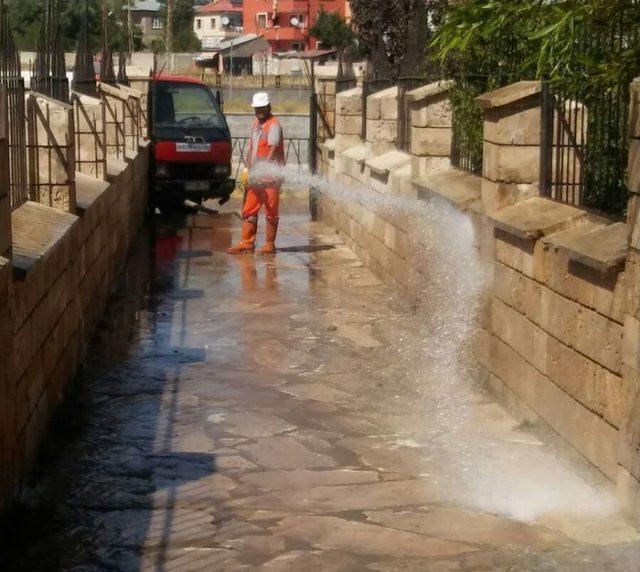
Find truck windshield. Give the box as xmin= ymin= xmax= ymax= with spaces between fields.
xmin=153 ymin=81 xmax=227 ymax=137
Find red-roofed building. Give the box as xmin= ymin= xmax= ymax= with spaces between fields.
xmin=243 ymin=0 xmax=349 ymax=53
xmin=194 ymin=0 xmax=244 ymax=50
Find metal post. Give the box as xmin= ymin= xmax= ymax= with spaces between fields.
xmin=166 ymin=0 xmax=174 ymax=72
xmin=539 ymin=80 xmax=554 ymax=198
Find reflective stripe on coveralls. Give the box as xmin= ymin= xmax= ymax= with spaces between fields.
xmin=243 ymin=116 xmax=285 ymax=223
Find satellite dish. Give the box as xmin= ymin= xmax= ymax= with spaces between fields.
xmin=221 ymin=16 xmax=230 ymax=26
xmin=290 ymin=17 xmax=299 ymax=27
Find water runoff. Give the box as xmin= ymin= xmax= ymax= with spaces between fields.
xmin=247 ymin=162 xmax=621 ymax=523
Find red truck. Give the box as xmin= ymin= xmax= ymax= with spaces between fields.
xmin=148 ymin=75 xmax=235 ymax=214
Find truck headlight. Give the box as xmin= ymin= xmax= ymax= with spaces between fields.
xmin=213 ymin=165 xmax=229 ymax=175
xmin=156 ymin=162 xmax=169 ymax=177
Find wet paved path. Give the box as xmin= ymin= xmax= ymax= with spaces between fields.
xmin=7 ymin=200 xmax=640 ymax=571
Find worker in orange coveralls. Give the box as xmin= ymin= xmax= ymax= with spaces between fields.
xmin=227 ymin=92 xmax=285 ymax=255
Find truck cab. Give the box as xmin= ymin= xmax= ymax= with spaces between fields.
xmin=148 ymin=75 xmax=235 ymax=213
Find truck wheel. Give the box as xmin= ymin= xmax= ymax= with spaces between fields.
xmin=156 ymin=196 xmax=184 ymax=215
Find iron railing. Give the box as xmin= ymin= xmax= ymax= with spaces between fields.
xmin=0 ymin=0 xmax=28 ymax=210
xmin=450 ymin=75 xmax=491 ymax=175
xmin=398 ymin=76 xmax=429 ymax=153
xmin=336 ymin=77 xmax=357 ymax=94
xmin=70 ymin=93 xmax=107 ymax=180
xmin=98 ymin=84 xmax=141 ymax=158
xmin=539 ymin=6 xmax=639 ymax=217
xmin=72 ymin=1 xmax=96 ymax=98
xmin=26 ymin=94 xmax=75 ymax=210
xmin=188 ymin=74 xmax=311 ymax=89
xmin=31 ymin=0 xmax=69 ymax=103
xmin=230 ymin=137 xmax=310 ymax=184
xmin=117 ymin=52 xmax=130 ymax=86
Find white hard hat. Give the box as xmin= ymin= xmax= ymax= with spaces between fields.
xmin=251 ymin=92 xmax=270 ymax=108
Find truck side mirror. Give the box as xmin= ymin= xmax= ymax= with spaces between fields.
xmin=216 ymin=89 xmax=223 ymax=110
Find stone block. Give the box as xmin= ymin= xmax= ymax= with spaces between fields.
xmin=10 ymin=317 xmax=36 ymax=385
xmin=490 ymin=335 xmax=619 ymax=480
xmin=388 ymin=165 xmax=413 ymax=197
xmin=380 ymin=94 xmax=398 ymax=121
xmin=484 ymin=103 xmax=541 ymax=146
xmin=410 ymin=156 xmax=451 ymax=180
xmin=493 ymin=263 xmax=542 ymax=322
xmin=623 ymin=316 xmax=640 ymax=370
xmin=336 ymin=87 xmax=363 ymax=116
xmin=367 ymin=86 xmax=397 ymax=120
xmin=411 ymin=95 xmax=452 ymax=128
xmin=617 ymin=465 xmax=640 ymax=527
xmin=335 ymin=114 xmax=363 ymax=136
xmin=366 ymin=94 xmax=381 ymax=120
xmin=491 ymin=298 xmax=547 ymax=373
xmin=483 ymin=142 xmax=540 ymax=184
xmin=574 ymin=308 xmax=623 ymax=374
xmin=366 ymin=120 xmax=397 ymax=143
xmin=481 ymin=179 xmax=538 ymax=214
xmin=410 ymin=127 xmax=451 ymax=157
xmin=494 ymin=230 xmax=546 ymax=282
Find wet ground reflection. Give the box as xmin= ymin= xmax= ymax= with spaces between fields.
xmin=3 ymin=201 xmax=640 ymax=571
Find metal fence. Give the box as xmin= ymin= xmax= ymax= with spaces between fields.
xmin=185 ymin=73 xmax=311 ymax=90
xmin=450 ymin=75 xmax=491 ymax=175
xmin=539 ymin=11 xmax=639 ymax=217
xmin=26 ymin=95 xmax=74 ymax=209
xmin=335 ymin=77 xmax=357 ymax=94
xmin=398 ymin=77 xmax=428 ymax=153
xmin=231 ymin=137 xmax=310 ymax=184
xmin=70 ymin=93 xmax=107 ymax=180
xmin=31 ymin=0 xmax=69 ymax=104
xmin=0 ymin=0 xmax=28 ymax=210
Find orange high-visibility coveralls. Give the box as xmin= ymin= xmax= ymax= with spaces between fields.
xmin=243 ymin=116 xmax=285 ymax=223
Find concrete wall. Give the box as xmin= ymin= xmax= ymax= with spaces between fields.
xmin=0 ymin=84 xmax=149 ymax=515
xmin=316 ymin=76 xmax=640 ymax=524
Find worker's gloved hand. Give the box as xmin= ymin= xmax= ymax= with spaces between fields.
xmin=240 ymin=168 xmax=249 ymax=187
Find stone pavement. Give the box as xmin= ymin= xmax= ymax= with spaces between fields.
xmin=5 ymin=200 xmax=640 ymax=571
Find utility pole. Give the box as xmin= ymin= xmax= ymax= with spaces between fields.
xmin=166 ymin=0 xmax=174 ymax=71
xmin=127 ymin=0 xmax=133 ymax=62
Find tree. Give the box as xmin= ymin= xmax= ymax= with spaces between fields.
xmin=160 ymin=0 xmax=199 ymax=52
xmin=349 ymin=0 xmax=426 ymax=75
xmin=309 ymin=11 xmax=355 ymax=51
xmin=430 ymin=0 xmax=640 ymax=90
xmin=8 ymin=0 xmax=142 ymax=52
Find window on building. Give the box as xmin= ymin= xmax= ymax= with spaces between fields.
xmin=210 ymin=18 xmax=216 ymax=29
xmin=152 ymin=18 xmax=163 ymax=30
xmin=257 ymin=13 xmax=267 ymax=29
xmin=196 ymin=18 xmax=202 ymax=29
xmin=292 ymin=42 xmax=304 ymax=52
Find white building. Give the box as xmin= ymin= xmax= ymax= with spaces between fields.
xmin=193 ymin=1 xmax=243 ymax=51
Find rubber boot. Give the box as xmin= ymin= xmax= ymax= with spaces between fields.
xmin=227 ymin=219 xmax=257 ymax=254
xmin=258 ymin=219 xmax=278 ymax=255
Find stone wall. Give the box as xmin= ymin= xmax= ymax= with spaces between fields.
xmin=0 ymin=83 xmax=149 ymax=514
xmin=316 ymin=76 xmax=640 ymax=523
xmin=619 ymin=78 xmax=640 ymax=522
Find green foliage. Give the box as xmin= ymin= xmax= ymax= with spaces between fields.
xmin=430 ymin=0 xmax=640 ymax=91
xmin=350 ymin=0 xmax=421 ymax=70
xmin=8 ymin=0 xmax=142 ymax=52
xmin=431 ymin=0 xmax=640 ymax=217
xmin=309 ymin=11 xmax=355 ymax=50
xmin=150 ymin=38 xmax=166 ymax=55
xmin=159 ymin=0 xmax=200 ymax=52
